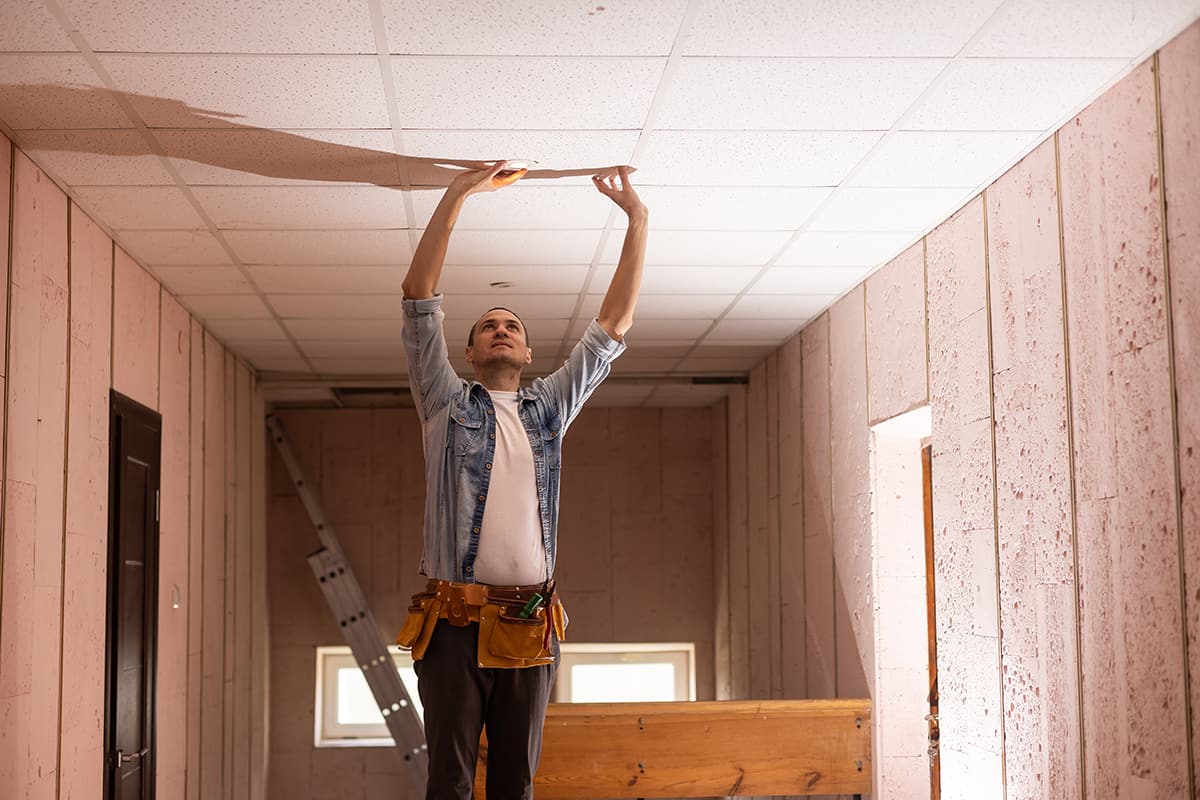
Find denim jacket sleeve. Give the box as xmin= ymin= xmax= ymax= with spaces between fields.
xmin=401 ymin=295 xmax=464 ymax=423
xmin=536 ymin=318 xmax=626 ymax=430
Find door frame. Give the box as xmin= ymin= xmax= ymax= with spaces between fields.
xmin=104 ymin=390 xmax=162 ymax=800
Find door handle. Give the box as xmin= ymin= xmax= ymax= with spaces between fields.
xmin=115 ymin=748 xmax=149 ymax=764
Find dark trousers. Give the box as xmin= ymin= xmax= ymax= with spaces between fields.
xmin=414 ymin=619 xmax=558 ymax=800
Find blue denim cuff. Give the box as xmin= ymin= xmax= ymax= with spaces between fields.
xmin=582 ymin=319 xmax=627 ymax=361
xmin=402 ymin=294 xmax=443 ymax=317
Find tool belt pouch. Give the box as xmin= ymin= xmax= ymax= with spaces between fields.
xmin=478 ymin=603 xmax=555 ymax=669
xmin=395 ymin=592 xmax=441 ymax=661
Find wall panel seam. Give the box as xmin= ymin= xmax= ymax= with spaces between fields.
xmin=55 ymin=198 xmax=74 ymax=800
xmin=827 ymin=316 xmax=838 ymax=696
xmin=1153 ymin=49 xmax=1196 ymax=797
xmin=0 ymin=137 xmax=14 ymax=650
xmin=981 ymin=187 xmax=1008 ymax=797
xmin=1054 ymin=128 xmax=1087 ymax=800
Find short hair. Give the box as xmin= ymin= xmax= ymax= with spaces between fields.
xmin=467 ymin=307 xmax=529 ymax=347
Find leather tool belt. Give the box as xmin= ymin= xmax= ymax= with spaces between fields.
xmin=396 ymin=579 xmax=567 ymax=668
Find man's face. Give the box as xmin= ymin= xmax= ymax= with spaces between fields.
xmin=465 ymin=309 xmax=532 ymax=370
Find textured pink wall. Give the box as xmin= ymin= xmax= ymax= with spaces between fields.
xmin=1060 ymin=59 xmax=1189 ymax=796
xmin=985 ymin=137 xmax=1081 ymax=798
xmin=866 ymin=242 xmax=929 ymax=425
xmin=801 ymin=315 xmax=837 ymax=699
xmin=829 ymin=286 xmax=874 ymax=700
xmin=777 ymin=334 xmax=807 ymax=698
xmin=1 ymin=152 xmax=69 ymax=800
xmin=1160 ymin=20 xmax=1200 ymax=781
xmin=113 ymin=246 xmax=162 ymax=409
xmin=60 ymin=207 xmax=113 ymax=800
xmin=924 ymin=196 xmax=1004 ymax=798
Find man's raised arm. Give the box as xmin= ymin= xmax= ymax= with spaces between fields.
xmin=593 ymin=166 xmax=648 ymax=340
xmin=402 ymin=161 xmax=525 ymax=299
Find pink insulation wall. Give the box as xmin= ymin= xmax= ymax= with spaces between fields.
xmin=713 ymin=19 xmax=1200 ymax=798
xmin=0 ymin=137 xmax=270 ymax=800
xmin=267 ymin=406 xmax=714 ymax=800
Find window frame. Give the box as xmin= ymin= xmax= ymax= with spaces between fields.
xmin=314 ymin=645 xmax=420 ymax=748
xmin=553 ymin=642 xmax=696 ymax=703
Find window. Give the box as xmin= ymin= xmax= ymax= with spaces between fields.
xmin=314 ymin=646 xmax=422 ymax=747
xmin=554 ymin=643 xmax=695 ymax=703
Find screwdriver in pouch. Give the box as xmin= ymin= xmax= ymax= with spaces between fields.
xmin=518 ymin=592 xmax=544 ymax=619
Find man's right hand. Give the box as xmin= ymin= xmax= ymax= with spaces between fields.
xmin=448 ymin=160 xmax=528 ymax=197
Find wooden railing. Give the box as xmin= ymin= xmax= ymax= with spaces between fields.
xmin=477 ymin=698 xmax=872 ymax=798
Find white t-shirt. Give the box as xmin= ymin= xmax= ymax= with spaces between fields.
xmin=472 ymin=391 xmax=547 ymax=585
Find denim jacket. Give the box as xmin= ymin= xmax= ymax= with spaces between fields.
xmin=400 ymin=295 xmax=625 ymax=583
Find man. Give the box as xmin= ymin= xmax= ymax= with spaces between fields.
xmin=399 ymin=160 xmax=647 ymax=800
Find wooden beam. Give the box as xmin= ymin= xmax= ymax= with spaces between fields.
xmin=477 ymin=698 xmax=872 ymax=798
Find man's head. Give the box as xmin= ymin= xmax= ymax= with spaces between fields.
xmin=464 ymin=307 xmax=532 ymax=374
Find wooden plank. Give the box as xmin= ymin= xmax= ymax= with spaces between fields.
xmin=0 ymin=135 xmax=10 ymax=371
xmin=233 ymin=362 xmax=253 ymax=800
xmin=986 ymin=137 xmax=1081 ymax=795
xmin=479 ymin=699 xmax=872 ymax=798
xmin=865 ymin=242 xmax=928 ymax=425
xmin=60 ymin=205 xmax=113 ymax=800
xmin=765 ymin=354 xmax=783 ymax=698
xmin=1060 ymin=58 xmax=1188 ymax=795
xmin=746 ymin=364 xmax=770 ymax=698
xmin=725 ymin=386 xmax=750 ymax=699
xmin=249 ymin=382 xmax=268 ymax=799
xmin=712 ymin=401 xmax=731 ymax=700
xmin=777 ymin=334 xmax=806 ymax=699
xmin=187 ymin=319 xmax=204 ymax=800
xmin=111 ymin=246 xmax=160 ymax=409
xmin=0 ymin=152 xmax=69 ymax=800
xmin=201 ymin=332 xmax=226 ymax=800
xmin=223 ymin=352 xmax=236 ymax=800
xmin=1159 ymin=18 xmax=1200 ymax=781
xmin=156 ymin=291 xmax=192 ymax=799
xmin=800 ymin=316 xmax=835 ymax=699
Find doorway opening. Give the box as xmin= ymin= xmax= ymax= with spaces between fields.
xmin=869 ymin=405 xmax=936 ymax=799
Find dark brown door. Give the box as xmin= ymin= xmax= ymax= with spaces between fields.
xmin=922 ymin=444 xmax=940 ymax=799
xmin=105 ymin=391 xmax=162 ymax=800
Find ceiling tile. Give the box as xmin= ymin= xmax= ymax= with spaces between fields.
xmin=411 ymin=185 xmax=611 ymax=230
xmin=262 ymin=386 xmax=335 ymax=404
xmin=438 ymin=265 xmax=589 ymax=295
xmin=382 ymin=0 xmax=688 ymax=55
xmin=776 ymin=231 xmax=915 ymax=267
xmin=75 ymin=186 xmax=206 ymax=229
xmin=589 ymin=264 xmax=760 ymax=294
xmin=298 ymin=340 xmax=405 ymax=359
xmin=807 ymin=187 xmax=974 ymax=232
xmin=179 ymin=293 xmax=271 ymax=319
xmin=0 ymin=0 xmax=76 ymax=51
xmin=580 ymin=293 xmax=733 ymax=319
xmin=0 ymin=55 xmax=130 ymax=129
xmin=614 ymin=187 xmax=832 ymax=231
xmin=904 ymin=58 xmax=1128 ymax=131
xmin=637 ymin=131 xmax=882 ymax=186
xmin=399 ymin=130 xmax=640 ymax=187
xmin=225 ymin=230 xmax=413 ymax=265
xmin=156 ymin=129 xmax=401 ymax=186
xmin=390 ymin=57 xmax=664 ymax=129
xmin=725 ymin=294 xmax=838 ymax=319
xmin=848 ymin=130 xmax=1042 ymax=188
xmin=60 ymin=0 xmax=376 ymax=53
xmin=223 ymin=340 xmax=302 ymax=360
xmin=572 ymin=318 xmax=712 ymax=340
xmin=444 ymin=230 xmax=601 ymax=265
xmin=751 ymin=266 xmax=873 ymax=295
xmin=309 ymin=358 xmax=405 ymax=375
xmin=201 ymin=318 xmax=288 ymax=341
xmin=14 ymin=131 xmax=176 ymax=185
xmin=600 ymin=230 xmax=792 ymax=266
xmin=100 ymin=55 xmax=390 ymax=129
xmin=657 ymin=58 xmax=946 ymax=130
xmin=285 ymin=318 xmax=404 ymax=340
xmin=152 ymin=265 xmax=251 ymax=295
xmin=676 ymin=356 xmax=758 ymax=373
xmin=439 ymin=294 xmax=579 ymax=321
xmin=193 ymin=186 xmax=408 ymax=230
xmin=681 ymin=0 xmax=1005 ymax=57
xmin=967 ymin=0 xmax=1199 ymax=57
xmin=249 ymin=265 xmax=405 ymax=294
xmin=270 ymin=294 xmax=404 ymax=319
xmin=645 ymin=384 xmax=731 ymax=407
xmin=705 ymin=318 xmax=806 ymax=342
xmin=118 ymin=230 xmax=232 ymax=265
